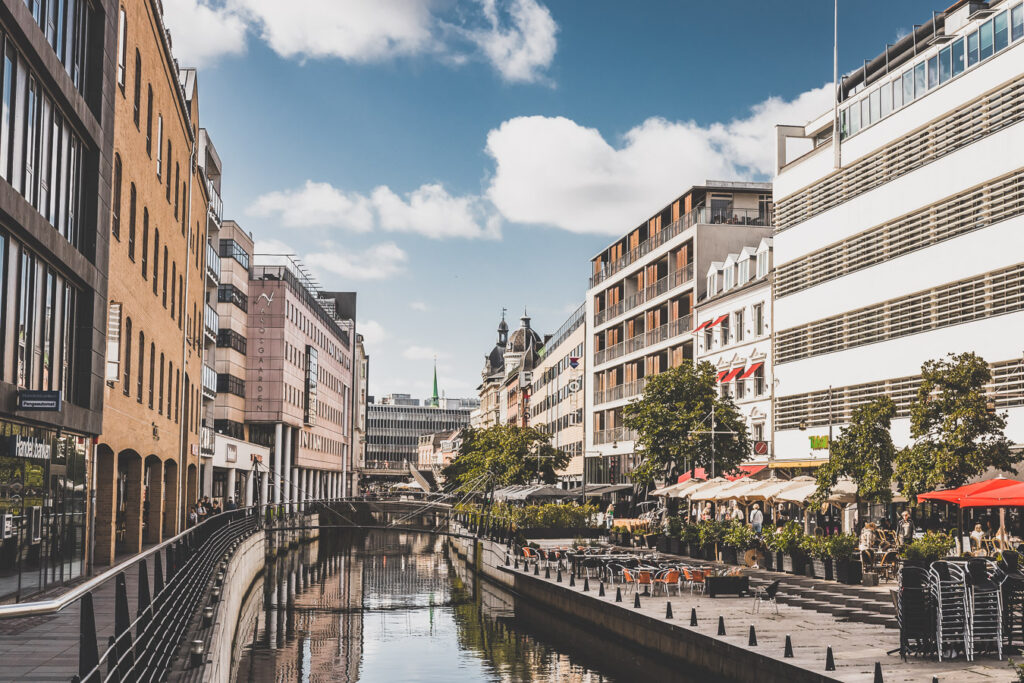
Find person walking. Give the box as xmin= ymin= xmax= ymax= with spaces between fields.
xmin=897 ymin=510 xmax=916 ymax=546
xmin=749 ymin=504 xmax=764 ymax=533
xmin=605 ymin=503 xmax=615 ymax=530
xmin=188 ymin=505 xmax=199 ymax=527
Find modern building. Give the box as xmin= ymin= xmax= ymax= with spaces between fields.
xmin=365 ymin=399 xmax=471 ymax=474
xmin=0 ymin=0 xmax=116 ymax=599
xmin=584 ymin=181 xmax=773 ymax=485
xmin=352 ymin=332 xmax=369 ymax=494
xmin=246 ymin=257 xmax=355 ymax=507
xmin=694 ymin=238 xmax=773 ymax=465
xmin=210 ymin=220 xmax=268 ymax=505
xmin=97 ymin=0 xmax=210 ymax=565
xmin=772 ymin=0 xmax=1024 ymax=463
xmin=529 ymin=304 xmax=586 ymax=487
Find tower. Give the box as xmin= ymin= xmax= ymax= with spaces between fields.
xmin=429 ymin=359 xmax=440 ymax=408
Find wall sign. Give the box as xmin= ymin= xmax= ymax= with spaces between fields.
xmin=808 ymin=435 xmax=830 ymax=450
xmin=4 ymin=436 xmax=52 ymax=461
xmin=16 ymin=391 xmax=63 ymax=412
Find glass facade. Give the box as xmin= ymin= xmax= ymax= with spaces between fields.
xmin=0 ymin=419 xmax=88 ymax=602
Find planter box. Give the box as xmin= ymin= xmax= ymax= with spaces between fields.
xmin=774 ymin=551 xmax=784 ymax=571
xmin=862 ymin=572 xmax=879 ymax=587
xmin=668 ymin=538 xmax=681 ymax=555
xmin=703 ymin=546 xmax=717 ymax=562
xmin=721 ymin=546 xmax=738 ymax=565
xmin=522 ymin=528 xmax=606 ymax=540
xmin=811 ymin=558 xmax=834 ymax=581
xmin=786 ymin=553 xmax=806 ymax=575
xmin=656 ymin=536 xmax=669 ymax=553
xmin=835 ymin=558 xmax=862 ymax=585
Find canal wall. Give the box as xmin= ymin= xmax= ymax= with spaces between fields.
xmin=446 ymin=534 xmax=839 ymax=683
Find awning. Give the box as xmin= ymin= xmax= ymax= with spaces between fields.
xmin=677 ymin=465 xmax=763 ymax=483
xmin=584 ymin=483 xmax=633 ymax=497
xmin=720 ymin=367 xmax=743 ymax=383
xmin=693 ymin=320 xmax=712 ymax=333
xmin=688 ymin=477 xmax=734 ymax=501
xmin=960 ymin=482 xmax=1024 ymax=508
xmin=651 ymin=481 xmax=693 ymax=497
xmin=717 ymin=370 xmax=728 ymax=381
xmin=493 ymin=484 xmax=580 ymax=501
xmin=768 ymin=459 xmax=828 ymax=468
xmin=707 ymin=314 xmax=728 ymax=328
xmin=739 ymin=362 xmax=763 ymax=380
xmin=917 ymin=477 xmax=1019 ymax=505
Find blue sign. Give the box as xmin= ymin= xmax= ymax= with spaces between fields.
xmin=569 ymin=357 xmax=580 ymax=369
xmin=16 ymin=391 xmax=62 ymax=412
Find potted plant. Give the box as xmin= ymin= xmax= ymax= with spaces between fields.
xmin=801 ymin=535 xmax=831 ymax=579
xmin=829 ymin=533 xmax=861 ymax=585
xmin=771 ymin=522 xmax=805 ymax=575
xmin=901 ymin=531 xmax=954 ymax=569
xmin=759 ymin=526 xmax=776 ymax=570
xmin=680 ymin=522 xmax=700 ymax=557
xmin=722 ymin=521 xmax=757 ymax=565
xmin=666 ymin=516 xmax=682 ymax=555
xmin=697 ymin=520 xmax=726 ymax=561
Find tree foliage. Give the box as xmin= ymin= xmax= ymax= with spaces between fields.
xmin=894 ymin=352 xmax=1019 ymax=502
xmin=812 ymin=397 xmax=897 ymax=506
xmin=441 ymin=424 xmax=570 ymax=494
xmin=622 ymin=361 xmax=750 ymax=485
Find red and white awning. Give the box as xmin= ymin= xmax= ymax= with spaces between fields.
xmin=738 ymin=362 xmax=763 ymax=380
xmin=720 ymin=367 xmax=743 ymax=383
xmin=706 ymin=314 xmax=728 ymax=328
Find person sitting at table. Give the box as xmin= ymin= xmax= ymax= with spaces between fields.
xmin=970 ymin=523 xmax=986 ymax=551
xmin=859 ymin=522 xmax=878 ymax=551
xmin=701 ymin=503 xmax=712 ymax=521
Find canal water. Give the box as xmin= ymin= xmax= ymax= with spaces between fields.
xmin=231 ymin=530 xmax=697 ymax=682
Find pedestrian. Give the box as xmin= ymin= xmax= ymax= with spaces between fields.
xmin=897 ymin=510 xmax=915 ymax=546
xmin=605 ymin=503 xmax=614 ymax=530
xmin=188 ymin=505 xmax=198 ymax=527
xmin=730 ymin=503 xmax=744 ymax=523
xmin=197 ymin=500 xmax=208 ymax=523
xmin=211 ymin=500 xmax=222 ymax=515
xmin=749 ymin=503 xmax=763 ymax=533
xmin=226 ymin=497 xmax=237 ymax=511
xmin=701 ymin=503 xmax=712 ymax=522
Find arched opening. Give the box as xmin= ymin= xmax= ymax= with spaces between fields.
xmin=143 ymin=455 xmax=163 ymax=545
xmin=163 ymin=459 xmax=179 ymax=537
xmin=94 ymin=444 xmax=117 ymax=566
xmin=186 ymin=463 xmax=198 ymax=516
xmin=115 ymin=449 xmax=143 ymax=557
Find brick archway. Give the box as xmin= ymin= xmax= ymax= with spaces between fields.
xmin=94 ymin=444 xmax=117 ymax=566
xmin=163 ymin=459 xmax=179 ymax=537
xmin=117 ymin=450 xmax=144 ymax=557
xmin=186 ymin=463 xmax=198 ymax=514
xmin=144 ymin=455 xmax=163 ymax=545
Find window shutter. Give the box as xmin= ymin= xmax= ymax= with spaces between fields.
xmin=105 ymin=301 xmax=122 ymax=382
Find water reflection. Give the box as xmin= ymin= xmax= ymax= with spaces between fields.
xmin=233 ymin=531 xmax=688 ymax=682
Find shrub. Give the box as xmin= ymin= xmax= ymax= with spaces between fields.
xmin=666 ymin=515 xmax=683 ymax=539
xmin=800 ymin=535 xmax=827 ymax=559
xmin=825 ymin=533 xmax=858 ymax=560
xmin=697 ymin=520 xmax=727 ymax=548
xmin=723 ymin=521 xmax=757 ymax=549
xmin=769 ymin=521 xmax=804 ymax=555
xmin=901 ymin=531 xmax=954 ymax=563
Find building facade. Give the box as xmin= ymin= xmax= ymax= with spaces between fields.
xmin=694 ymin=238 xmax=773 ymax=465
xmin=196 ymin=124 xmax=221 ymax=497
xmin=246 ymin=259 xmax=355 ymax=507
xmin=0 ymin=0 xmax=117 ymax=599
xmin=584 ymin=181 xmax=773 ymax=485
xmin=352 ymin=332 xmax=368 ymax=494
xmin=772 ymin=0 xmax=1024 ymax=462
xmin=97 ymin=0 xmax=210 ymax=565
xmin=529 ymin=304 xmax=585 ymax=487
xmin=366 ymin=400 xmax=471 ymax=472
xmin=474 ymin=314 xmax=508 ymax=428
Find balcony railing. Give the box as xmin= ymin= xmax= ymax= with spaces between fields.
xmin=593 ymin=263 xmax=695 ymax=327
xmin=201 ymin=363 xmax=217 ymax=400
xmin=593 ymin=376 xmax=649 ymax=406
xmin=205 ymin=242 xmax=221 ymax=285
xmin=594 ymin=427 xmax=637 ymax=445
xmin=591 ymin=207 xmax=771 ymax=287
xmin=593 ymin=314 xmax=692 ymax=367
xmin=200 ymin=425 xmax=215 ymax=457
xmin=206 ymin=177 xmax=223 ymax=225
xmin=203 ymin=303 xmax=219 ymax=343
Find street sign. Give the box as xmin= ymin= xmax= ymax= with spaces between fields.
xmin=569 ymin=357 xmax=580 ymax=369
xmin=567 ymin=379 xmax=582 ymax=393
xmin=15 ymin=391 xmax=62 ymax=412
xmin=753 ymin=441 xmax=768 ymax=455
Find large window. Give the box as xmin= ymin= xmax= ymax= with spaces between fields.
xmin=218 ymin=239 xmax=250 ymax=270
xmin=216 ymin=373 xmax=245 ymax=397
xmin=733 ymin=310 xmax=744 ymax=342
xmin=111 ymin=154 xmax=121 ymax=239
xmin=216 ymin=328 xmax=247 ymax=354
xmin=217 ymin=284 xmax=247 ymax=311
xmin=132 ymin=50 xmax=140 ymax=127
xmin=753 ymin=303 xmax=764 ymax=336
xmin=116 ymin=7 xmax=126 ymax=89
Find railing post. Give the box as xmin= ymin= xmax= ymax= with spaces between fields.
xmin=136 ymin=560 xmax=151 ymax=655
xmin=78 ymin=591 xmax=100 ymax=682
xmin=153 ymin=552 xmax=164 ymax=601
xmin=114 ymin=572 xmax=135 ymax=677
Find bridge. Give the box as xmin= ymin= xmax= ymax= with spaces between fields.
xmin=0 ymin=497 xmax=484 ymax=682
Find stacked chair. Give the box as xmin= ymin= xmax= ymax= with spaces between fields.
xmin=965 ymin=559 xmax=1003 ymax=660
xmin=930 ymin=561 xmax=970 ymax=661
xmin=897 ymin=567 xmax=935 ymax=660
xmin=996 ymin=550 xmax=1024 ymax=645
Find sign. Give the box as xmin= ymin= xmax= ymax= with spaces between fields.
xmin=567 ymin=379 xmax=582 ymax=393
xmin=191 ymin=444 xmax=199 ymax=456
xmin=753 ymin=440 xmax=769 ymax=455
xmin=4 ymin=436 xmax=52 ymax=461
xmin=809 ymin=435 xmax=830 ymax=450
xmin=569 ymin=357 xmax=580 ymax=369
xmin=16 ymin=391 xmax=63 ymax=412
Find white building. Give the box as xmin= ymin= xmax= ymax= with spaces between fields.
xmin=585 ymin=181 xmax=774 ymax=485
xmin=773 ymin=0 xmax=1024 ymax=463
xmin=695 ymin=238 xmax=773 ymax=463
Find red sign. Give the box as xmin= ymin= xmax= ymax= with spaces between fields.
xmin=753 ymin=441 xmax=769 ymax=455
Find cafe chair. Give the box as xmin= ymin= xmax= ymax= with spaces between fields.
xmin=751 ymin=579 xmax=780 ymax=614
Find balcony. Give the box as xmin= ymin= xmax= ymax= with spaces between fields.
xmin=203 ymin=303 xmax=219 ymax=343
xmin=591 ymin=207 xmax=770 ymax=287
xmin=200 ymin=425 xmax=215 ymax=457
xmin=206 ymin=177 xmax=223 ymax=226
xmin=205 ymin=242 xmax=221 ymax=285
xmin=593 ymin=314 xmax=692 ymax=367
xmin=594 ymin=376 xmax=649 ymax=406
xmin=594 ymin=427 xmax=637 ymax=446
xmin=593 ymin=263 xmax=694 ymax=327
xmin=201 ymin=363 xmax=217 ymax=400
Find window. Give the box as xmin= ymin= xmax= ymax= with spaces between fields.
xmin=156 ymin=115 xmax=162 ymax=177
xmin=133 ymin=50 xmax=140 ymax=127
xmin=753 ymin=423 xmax=764 ymax=442
xmin=105 ymin=301 xmax=121 ymax=382
xmin=170 ymin=262 xmax=176 ymax=316
xmin=174 ymin=163 xmax=179 ymax=217
xmin=219 ymin=239 xmax=251 ymax=269
xmin=216 ymin=373 xmax=245 ymax=397
xmin=704 ymin=327 xmax=712 ymax=350
xmin=734 ymin=310 xmax=744 ymax=342
xmin=753 ymin=303 xmax=764 ymax=336
xmin=869 ymin=87 xmax=880 ymax=121
xmin=892 ymin=77 xmax=903 ymax=110
xmin=979 ymin=18 xmax=994 ymax=61
xmin=939 ymin=45 xmax=952 ymax=84
xmin=927 ymin=55 xmax=938 ymax=90
xmin=734 ymin=377 xmax=744 ymax=399
xmin=136 ymin=331 xmax=144 ymax=402
xmin=214 ymin=419 xmax=245 ymax=440
xmin=754 ymin=365 xmax=765 ymax=396
xmin=127 ymin=184 xmax=136 ymax=260
xmin=849 ymin=98 xmax=860 ymax=134
xmin=162 ymin=247 xmax=167 ymax=307
xmin=165 ymin=140 xmax=172 ymax=201
xmin=719 ymin=315 xmax=730 ymax=346
xmin=995 ymin=10 xmax=1009 ymax=52
xmin=218 ymin=284 xmax=247 ymax=310
xmin=116 ymin=7 xmax=126 ymax=89
xmin=952 ymin=37 xmax=966 ymax=76
xmin=148 ymin=342 xmax=154 ymax=408
xmin=152 ymin=229 xmax=159 ymax=295
xmin=968 ymin=30 xmax=980 ymax=66
xmin=723 ymin=267 xmax=734 ymax=291
xmin=1014 ymin=4 xmax=1024 ymax=42
xmin=122 ymin=317 xmax=132 ymax=395
xmin=158 ymin=353 xmax=164 ymax=414
xmin=913 ymin=62 xmax=926 ymax=97
xmin=706 ymin=274 xmax=716 ymax=296
xmin=880 ymin=82 xmax=891 ymax=117
xmin=756 ymin=250 xmax=768 ymax=278
xmin=145 ymin=86 xmax=152 ymax=155
xmin=140 ymin=209 xmax=149 ymax=278
xmin=216 ymin=328 xmax=247 ymax=354
xmin=111 ymin=155 xmax=121 ymax=239
xmin=902 ymin=69 xmax=913 ymax=105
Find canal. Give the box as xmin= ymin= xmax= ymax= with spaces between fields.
xmin=231 ymin=530 xmax=696 ymax=682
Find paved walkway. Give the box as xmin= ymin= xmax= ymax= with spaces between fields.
xmin=520 ymin=562 xmax=1014 ymax=682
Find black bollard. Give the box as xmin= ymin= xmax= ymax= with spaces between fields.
xmin=874 ymin=662 xmax=884 ymax=683
xmin=545 ymin=566 xmax=551 ymax=579
xmin=505 ymin=555 xmax=510 ymax=567
xmin=690 ymin=608 xmax=698 ymax=626
xmin=557 ymin=570 xmax=562 ymax=583
xmin=825 ymin=646 xmax=835 ymax=672
xmin=569 ymin=573 xmax=575 ymax=587
xmin=583 ymin=578 xmax=590 ymax=592
xmin=534 ymin=564 xmax=539 ymax=576
xmin=634 ymin=592 xmax=641 ymax=608
xmin=666 ymin=602 xmax=673 ymax=619
xmin=717 ymin=616 xmax=726 ymax=636
xmin=514 ymin=557 xmax=519 ymax=569
xmin=599 ymin=582 xmax=606 ymax=597
xmin=615 ymin=587 xmax=622 ymax=603
xmin=748 ymin=625 xmax=757 ymax=647
xmin=784 ymin=635 xmax=794 ymax=658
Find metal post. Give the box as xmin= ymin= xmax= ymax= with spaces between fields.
xmin=78 ymin=592 xmax=99 ymax=681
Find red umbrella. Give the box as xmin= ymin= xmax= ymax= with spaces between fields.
xmin=917 ymin=477 xmax=1020 ymax=505
xmin=960 ymin=481 xmax=1024 ymax=508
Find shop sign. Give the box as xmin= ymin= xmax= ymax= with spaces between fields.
xmin=4 ymin=435 xmax=52 ymax=461
xmin=16 ymin=391 xmax=62 ymax=412
xmin=808 ymin=435 xmax=830 ymax=450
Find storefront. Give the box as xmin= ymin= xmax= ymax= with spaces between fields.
xmin=0 ymin=419 xmax=89 ymax=602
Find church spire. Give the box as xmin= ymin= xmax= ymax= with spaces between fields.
xmin=430 ymin=358 xmax=440 ymax=407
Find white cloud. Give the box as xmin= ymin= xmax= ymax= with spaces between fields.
xmin=248 ymin=181 xmax=498 ymax=240
xmin=410 ymin=301 xmax=430 ymax=312
xmin=357 ymin=320 xmax=387 ymax=348
xmin=465 ymin=0 xmax=558 ymax=84
xmin=402 ymin=346 xmax=450 ymax=361
xmin=305 ymin=242 xmax=408 ymax=281
xmin=484 ymin=84 xmax=832 ymax=234
xmin=162 ymin=0 xmax=248 ymax=66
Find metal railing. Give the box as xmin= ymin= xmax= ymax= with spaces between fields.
xmin=203 ymin=303 xmax=219 ymax=343
xmin=593 ymin=264 xmax=695 ymax=327
xmin=201 ymin=363 xmax=217 ymax=400
xmin=593 ymin=376 xmax=649 ymax=406
xmin=205 ymin=242 xmax=221 ymax=285
xmin=206 ymin=177 xmax=223 ymax=226
xmin=593 ymin=314 xmax=692 ymax=367
xmin=593 ymin=427 xmax=637 ymax=445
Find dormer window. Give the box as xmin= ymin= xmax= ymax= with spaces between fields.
xmin=757 ymin=251 xmax=769 ymax=278
xmin=737 ymin=260 xmax=750 ymax=285
xmin=707 ymin=274 xmax=717 ymax=296
xmin=723 ymin=268 xmax=734 ymax=291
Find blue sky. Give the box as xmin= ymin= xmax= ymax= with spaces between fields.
xmin=165 ymin=0 xmax=940 ymax=400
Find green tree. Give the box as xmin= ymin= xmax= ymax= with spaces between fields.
xmin=894 ymin=352 xmax=1019 ymax=501
xmin=811 ymin=397 xmax=896 ymax=507
xmin=622 ymin=361 xmax=750 ymax=486
xmin=441 ymin=424 xmax=570 ymax=494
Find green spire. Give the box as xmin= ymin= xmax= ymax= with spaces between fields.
xmin=431 ymin=358 xmax=439 ymax=407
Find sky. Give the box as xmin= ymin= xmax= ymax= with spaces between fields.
xmin=163 ymin=0 xmax=941 ymax=401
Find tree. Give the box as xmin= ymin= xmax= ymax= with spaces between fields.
xmin=622 ymin=361 xmax=750 ymax=486
xmin=894 ymin=352 xmax=1019 ymax=502
xmin=441 ymin=424 xmax=570 ymax=494
xmin=811 ymin=397 xmax=897 ymax=508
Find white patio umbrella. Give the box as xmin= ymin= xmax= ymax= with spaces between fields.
xmin=689 ymin=478 xmax=735 ymax=501
xmin=669 ymin=479 xmax=710 ymax=499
